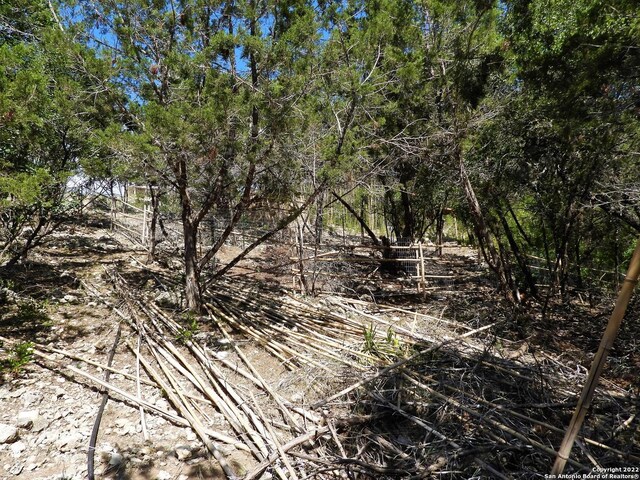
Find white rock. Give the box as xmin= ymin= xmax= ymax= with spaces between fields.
xmin=175 ymin=445 xmax=192 ymax=461
xmin=157 ymin=470 xmax=172 ymax=480
xmin=62 ymin=294 xmax=78 ymax=303
xmin=211 ymin=413 xmax=225 ymax=426
xmin=35 ymin=430 xmax=57 ymax=445
xmin=17 ymin=410 xmax=39 ymax=429
xmin=10 ymin=440 xmax=26 ymax=456
xmin=109 ymin=452 xmax=124 ymax=467
xmin=60 ymin=408 xmax=73 ymax=417
xmin=56 ymin=431 xmax=83 ymax=451
xmin=7 ymin=387 xmax=26 ymax=398
xmin=20 ymin=391 xmax=42 ymax=407
xmin=53 ymin=387 xmax=67 ymax=398
xmin=8 ymin=463 xmax=23 ymax=475
xmin=0 ymin=424 xmax=19 ymax=444
xmin=114 ymin=418 xmax=128 ymax=428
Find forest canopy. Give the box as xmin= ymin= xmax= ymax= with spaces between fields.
xmin=1 ymin=0 xmax=639 ymax=309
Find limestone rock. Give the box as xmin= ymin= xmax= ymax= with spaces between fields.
xmin=175 ymin=445 xmax=192 ymax=461
xmin=10 ymin=440 xmax=26 ymax=457
xmin=0 ymin=424 xmax=19 ymax=444
xmin=16 ymin=410 xmax=39 ymax=429
xmin=109 ymin=452 xmax=124 ymax=467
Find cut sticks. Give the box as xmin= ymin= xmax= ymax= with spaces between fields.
xmin=65 ymin=363 xmax=247 ymax=449
xmin=131 ymin=341 xmax=240 ymax=479
xmin=311 ymin=322 xmax=496 ymax=409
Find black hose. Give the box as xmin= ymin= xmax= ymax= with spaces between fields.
xmin=87 ymin=323 xmax=122 ymax=480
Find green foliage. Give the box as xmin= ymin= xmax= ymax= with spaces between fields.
xmin=361 ymin=323 xmax=406 ymax=361
xmin=176 ymin=313 xmax=200 ymax=344
xmin=0 ymin=341 xmax=34 ymax=373
xmin=0 ymin=7 xmax=118 ymax=264
xmin=0 ymin=0 xmax=54 ymax=45
xmin=463 ymin=0 xmax=640 ymax=291
xmin=0 ymin=0 xmax=637 ymax=299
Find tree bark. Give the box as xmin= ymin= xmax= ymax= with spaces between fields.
xmin=173 ymin=154 xmax=203 ymax=312
xmin=183 ymin=218 xmax=202 ymax=312
xmin=435 ymin=206 xmax=444 ymax=256
xmin=331 ymin=191 xmax=380 ymax=245
xmin=400 ymin=187 xmax=414 ymax=239
xmin=459 ymin=158 xmax=515 ymax=302
xmin=146 ymin=184 xmax=161 ymax=263
xmin=497 ymin=204 xmax=538 ymax=298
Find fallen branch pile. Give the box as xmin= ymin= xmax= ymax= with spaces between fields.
xmin=12 ymin=263 xmax=638 ymax=479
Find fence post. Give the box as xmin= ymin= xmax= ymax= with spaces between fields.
xmin=110 ymin=197 xmax=116 ymax=232
xmin=141 ymin=202 xmax=148 ymax=246
xmin=412 ymin=243 xmax=419 ymax=292
xmin=419 ymin=242 xmax=426 ymax=289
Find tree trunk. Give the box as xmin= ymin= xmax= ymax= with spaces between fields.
xmin=173 ymin=152 xmax=203 ymax=312
xmin=459 ymin=158 xmax=515 ymax=302
xmin=6 ymin=216 xmax=45 ymax=268
xmin=497 ymin=205 xmax=538 ymax=298
xmin=146 ymin=185 xmax=161 ymax=263
xmin=435 ymin=207 xmax=444 ymax=256
xmin=331 ymin=191 xmax=380 ymax=245
xmin=183 ymin=218 xmax=202 ymax=312
xmin=400 ymin=187 xmax=414 ymax=239
xmin=315 ymin=192 xmax=324 ymax=246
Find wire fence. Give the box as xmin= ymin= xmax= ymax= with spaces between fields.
xmin=88 ymin=190 xmax=623 ymax=297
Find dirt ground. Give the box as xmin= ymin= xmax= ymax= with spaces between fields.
xmin=1 ymin=215 xmax=639 ymax=480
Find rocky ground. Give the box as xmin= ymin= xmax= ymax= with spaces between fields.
xmin=0 ymin=225 xmax=221 ymax=480
xmin=1 ymin=216 xmax=639 ymax=480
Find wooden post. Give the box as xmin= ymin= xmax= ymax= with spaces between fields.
xmin=551 ymin=237 xmax=640 ymax=475
xmin=110 ymin=197 xmax=116 ymax=232
xmin=413 ymin=243 xmax=420 ymax=293
xmin=419 ymin=242 xmax=426 ymax=289
xmin=360 ymin=196 xmax=365 ymax=244
xmin=141 ymin=202 xmax=148 ymax=246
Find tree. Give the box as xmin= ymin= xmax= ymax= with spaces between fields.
xmin=366 ymin=0 xmax=517 ymax=298
xmin=471 ymin=0 xmax=640 ymax=295
xmin=1 ymin=3 xmax=115 ymax=265
xmin=76 ymin=0 xmax=380 ymax=310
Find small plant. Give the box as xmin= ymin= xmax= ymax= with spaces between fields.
xmin=1 ymin=341 xmax=34 ymax=373
xmin=13 ymin=301 xmax=51 ymax=325
xmin=176 ymin=313 xmax=199 ymax=344
xmin=361 ymin=324 xmax=406 ymax=361
xmin=362 ymin=323 xmax=378 ymax=355
xmin=385 ymin=326 xmax=401 ymax=350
